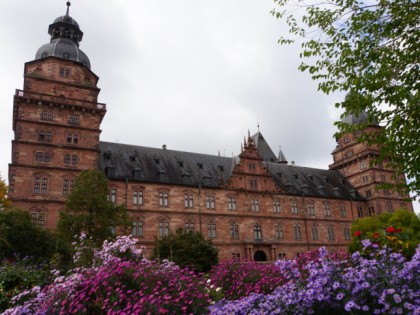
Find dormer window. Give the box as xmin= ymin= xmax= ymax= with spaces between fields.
xmin=105 ymin=167 xmax=115 ymax=177
xmin=202 ymin=176 xmax=212 ymax=185
xmin=182 ymin=174 xmax=192 ymax=183
xmin=158 ymin=171 xmax=168 ymax=182
xmin=154 ymin=158 xmax=160 ymax=165
xmin=197 ymin=163 xmax=203 ymax=169
xmin=132 ymin=169 xmax=143 ymax=180
xmin=177 ymin=161 xmax=184 ymax=167
xmin=129 ymin=155 xmax=136 ymax=162
xmin=103 ymin=152 xmax=111 ymax=159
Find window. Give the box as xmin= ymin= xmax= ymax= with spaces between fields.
xmin=343 ymin=136 xmax=350 ymax=143
xmin=383 ymin=189 xmax=390 ymax=196
xmin=360 ymin=160 xmax=367 ymax=170
xmin=184 ymin=193 xmax=194 ymax=208
xmin=40 ymin=111 xmax=53 ymax=121
xmin=275 ymin=224 xmax=284 ymax=240
xmin=71 ymin=155 xmax=78 ymax=165
xmin=207 ymin=223 xmax=217 ymax=239
xmin=38 ymin=130 xmax=52 ymax=142
xmin=346 ymin=150 xmax=353 ymax=157
xmin=206 ymin=195 xmax=215 ymax=209
xmin=62 ymin=179 xmax=75 ymax=195
xmin=343 ymin=226 xmax=351 ymax=241
xmin=311 ymin=225 xmax=319 ymax=241
xmin=307 ymin=203 xmax=315 ymax=216
xmin=132 ymin=220 xmax=144 ymax=237
xmin=159 ymin=192 xmax=169 ymax=207
xmin=357 ymin=206 xmax=364 ymax=218
xmin=68 ymin=114 xmax=80 ymax=125
xmin=327 ymin=226 xmax=335 ymax=241
xmin=251 ymin=199 xmax=260 ymax=212
xmin=34 ymin=177 xmax=48 ymax=194
xmin=293 ymin=225 xmax=302 ymax=240
xmin=109 ymin=189 xmax=117 ymax=204
xmin=36 ymin=152 xmax=51 ymax=163
xmin=31 ymin=213 xmax=46 ymax=228
xmin=273 ymin=200 xmax=281 ymax=213
xmin=230 ymin=223 xmax=239 ymax=239
xmin=184 ymin=222 xmax=195 ymax=232
xmin=66 ymin=134 xmax=78 ymax=144
xmin=381 ymin=174 xmax=386 ymax=182
xmin=387 ymin=202 xmax=393 ymax=213
xmin=232 ymin=253 xmax=241 ymax=259
xmin=254 ymin=225 xmax=262 ymax=241
xmin=362 ymin=175 xmax=369 ymax=183
xmin=339 ymin=204 xmax=347 ymax=217
xmin=133 ymin=190 xmax=144 ymax=205
xmin=368 ymin=206 xmax=375 ymax=217
xmin=59 ymin=67 xmax=70 ymax=78
xmin=228 ymin=197 xmax=236 ymax=210
xmin=248 ymin=163 xmax=256 ymax=171
xmin=249 ymin=179 xmax=257 ymax=188
xmin=278 ymin=253 xmax=286 ymax=260
xmin=159 ymin=222 xmax=170 ymax=238
xmin=291 ymin=201 xmax=298 ymax=214
xmin=324 ymin=203 xmax=332 ymax=216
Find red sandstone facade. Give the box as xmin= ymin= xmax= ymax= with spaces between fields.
xmin=8 ymin=7 xmax=413 ymax=261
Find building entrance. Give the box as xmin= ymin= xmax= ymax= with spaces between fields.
xmin=254 ymin=250 xmax=267 ymax=261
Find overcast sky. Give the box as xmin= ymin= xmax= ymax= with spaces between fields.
xmin=1 ymin=0 xmax=417 ymax=213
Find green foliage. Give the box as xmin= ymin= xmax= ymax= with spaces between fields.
xmin=152 ymin=229 xmax=219 ymax=273
xmin=272 ymin=0 xmax=420 ymax=197
xmin=0 ymin=258 xmax=50 ymax=312
xmin=349 ymin=209 xmax=420 ymax=257
xmin=0 ymin=208 xmax=65 ymax=263
xmin=58 ymin=170 xmax=132 ymax=245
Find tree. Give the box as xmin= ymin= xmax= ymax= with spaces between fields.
xmin=0 ymin=174 xmax=12 ymax=209
xmin=0 ymin=208 xmax=63 ymax=262
xmin=349 ymin=209 xmax=420 ymax=257
xmin=272 ymin=0 xmax=420 ymax=197
xmin=58 ymin=170 xmax=131 ymax=244
xmin=152 ymin=228 xmax=219 ymax=273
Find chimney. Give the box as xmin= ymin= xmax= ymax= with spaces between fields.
xmin=162 ymin=144 xmax=167 ymax=150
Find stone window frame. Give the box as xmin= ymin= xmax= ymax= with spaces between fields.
xmin=158 ymin=189 xmax=170 ymax=208
xmin=275 ymin=222 xmax=285 ymax=240
xmin=227 ymin=194 xmax=237 ymax=211
xmin=306 ymin=200 xmax=315 ymax=216
xmin=273 ymin=198 xmax=281 ymax=213
xmin=290 ymin=199 xmax=298 ymax=214
xmin=310 ymin=223 xmax=319 ymax=241
xmin=183 ymin=190 xmax=194 ymax=208
xmin=327 ymin=224 xmax=336 ymax=241
xmin=206 ymin=194 xmax=215 ymax=210
xmin=132 ymin=216 xmax=144 ymax=238
xmin=132 ymin=186 xmax=145 ymax=206
xmin=33 ymin=172 xmax=51 ymax=195
xmin=229 ymin=220 xmax=239 ymax=239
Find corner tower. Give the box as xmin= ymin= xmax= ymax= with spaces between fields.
xmin=329 ymin=112 xmax=413 ymax=217
xmin=8 ymin=2 xmax=106 ymax=228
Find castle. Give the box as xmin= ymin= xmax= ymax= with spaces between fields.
xmin=8 ymin=3 xmax=413 ymax=260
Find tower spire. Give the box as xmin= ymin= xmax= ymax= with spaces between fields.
xmin=66 ymin=1 xmax=71 ymax=16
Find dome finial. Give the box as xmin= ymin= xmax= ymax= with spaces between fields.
xmin=66 ymin=1 xmax=71 ymax=16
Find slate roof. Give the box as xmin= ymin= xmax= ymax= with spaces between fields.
xmin=99 ymin=141 xmax=364 ymax=201
xmin=99 ymin=141 xmax=233 ymax=188
xmin=251 ymin=132 xmax=277 ymax=162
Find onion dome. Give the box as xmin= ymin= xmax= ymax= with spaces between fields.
xmin=35 ymin=2 xmax=91 ymax=69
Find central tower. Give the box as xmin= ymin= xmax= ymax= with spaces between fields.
xmin=8 ymin=2 xmax=106 ymax=228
